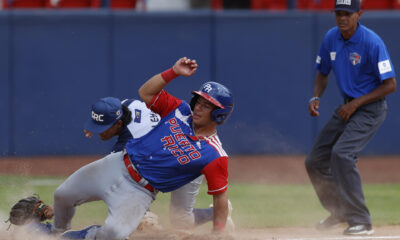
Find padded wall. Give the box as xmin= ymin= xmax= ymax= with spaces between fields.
xmin=0 ymin=10 xmax=399 ymax=156
xmin=0 ymin=13 xmax=10 ymax=155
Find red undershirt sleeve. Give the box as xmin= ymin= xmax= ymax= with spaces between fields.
xmin=146 ymin=90 xmax=182 ymax=118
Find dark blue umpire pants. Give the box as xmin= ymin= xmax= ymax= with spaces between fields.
xmin=305 ymin=99 xmax=387 ymax=226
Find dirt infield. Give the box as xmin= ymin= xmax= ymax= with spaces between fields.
xmin=0 ymin=155 xmax=399 ymax=183
xmin=130 ymin=225 xmax=400 ymax=240
xmin=1 ymin=155 xmax=400 ymax=239
xmin=2 ymin=225 xmax=400 ymax=240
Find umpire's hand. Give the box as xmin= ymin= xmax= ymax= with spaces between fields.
xmin=308 ymin=99 xmax=320 ymax=117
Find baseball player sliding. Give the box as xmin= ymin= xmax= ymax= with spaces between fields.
xmin=85 ymin=96 xmax=234 ymax=231
xmin=84 ymin=97 xmax=229 ymax=231
xmin=21 ymin=57 xmax=234 ymax=240
xmin=32 ymin=96 xmax=233 ymax=231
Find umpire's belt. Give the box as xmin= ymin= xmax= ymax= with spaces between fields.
xmin=344 ymin=97 xmax=385 ymax=104
xmin=123 ymin=154 xmax=155 ymax=193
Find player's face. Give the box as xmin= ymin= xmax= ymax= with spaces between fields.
xmin=192 ymin=96 xmax=215 ymax=126
xmin=98 ymin=120 xmax=123 ymax=141
xmin=335 ymin=10 xmax=362 ymax=38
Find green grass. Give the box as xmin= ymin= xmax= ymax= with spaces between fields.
xmin=1 ymin=175 xmax=399 ymax=229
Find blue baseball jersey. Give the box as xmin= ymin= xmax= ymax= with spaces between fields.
xmin=112 ymin=99 xmax=160 ymax=152
xmin=125 ymin=90 xmax=229 ymax=194
xmin=316 ymin=23 xmax=395 ymax=99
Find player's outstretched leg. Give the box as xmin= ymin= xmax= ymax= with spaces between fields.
xmin=61 ymin=225 xmax=101 ymax=240
xmin=28 ymin=221 xmax=53 ymax=235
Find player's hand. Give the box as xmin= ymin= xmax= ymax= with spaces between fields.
xmin=172 ymin=57 xmax=198 ymax=77
xmin=338 ymin=101 xmax=359 ymax=122
xmin=84 ymin=129 xmax=93 ymax=138
xmin=44 ymin=205 xmax=54 ymax=219
xmin=308 ymin=99 xmax=320 ymax=117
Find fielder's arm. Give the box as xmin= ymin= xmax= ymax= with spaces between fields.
xmin=212 ymin=191 xmax=228 ymax=233
xmin=139 ymin=57 xmax=198 ymax=105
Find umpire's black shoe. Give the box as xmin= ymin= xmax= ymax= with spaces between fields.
xmin=316 ymin=215 xmax=346 ymax=231
xmin=343 ymin=224 xmax=374 ymax=235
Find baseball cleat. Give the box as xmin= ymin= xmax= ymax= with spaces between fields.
xmin=28 ymin=221 xmax=53 ymax=234
xmin=343 ymin=224 xmax=374 ymax=235
xmin=61 ymin=225 xmax=101 ymax=239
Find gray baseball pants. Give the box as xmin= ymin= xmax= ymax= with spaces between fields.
xmin=305 ymin=99 xmax=387 ymax=226
xmin=53 ymin=151 xmax=156 ymax=240
xmin=170 ymin=175 xmax=204 ymax=227
xmin=52 ymin=151 xmax=207 ymax=238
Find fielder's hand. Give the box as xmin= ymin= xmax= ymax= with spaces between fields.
xmin=8 ymin=195 xmax=53 ymax=226
xmin=84 ymin=129 xmax=93 ymax=138
xmin=172 ymin=57 xmax=198 ymax=77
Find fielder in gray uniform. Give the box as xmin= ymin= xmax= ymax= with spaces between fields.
xmin=51 ymin=97 xmax=159 ymax=234
xmin=306 ymin=0 xmax=396 ymax=236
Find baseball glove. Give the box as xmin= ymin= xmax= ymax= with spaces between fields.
xmin=8 ymin=195 xmax=51 ymax=226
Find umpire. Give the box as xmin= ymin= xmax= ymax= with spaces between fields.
xmin=305 ymin=0 xmax=396 ymax=236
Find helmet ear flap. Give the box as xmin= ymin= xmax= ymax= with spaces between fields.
xmin=212 ymin=107 xmax=233 ymax=125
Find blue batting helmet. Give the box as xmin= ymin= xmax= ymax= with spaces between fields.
xmin=190 ymin=82 xmax=234 ymax=125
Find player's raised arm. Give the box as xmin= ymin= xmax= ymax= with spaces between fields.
xmin=139 ymin=57 xmax=198 ymax=105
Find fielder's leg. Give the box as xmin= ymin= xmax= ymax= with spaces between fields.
xmin=88 ymin=152 xmax=156 ymax=240
xmin=53 ymin=152 xmax=124 ymax=232
xmin=93 ymin=186 xmax=153 ymax=240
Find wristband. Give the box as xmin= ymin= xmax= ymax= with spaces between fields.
xmin=161 ymin=68 xmax=178 ymax=83
xmin=309 ymin=96 xmax=320 ymax=103
xmin=213 ymin=221 xmax=225 ymax=232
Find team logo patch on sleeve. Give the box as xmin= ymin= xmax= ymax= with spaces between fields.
xmin=316 ymin=56 xmax=321 ymax=64
xmin=378 ymin=60 xmax=392 ymax=74
xmin=134 ymin=109 xmax=141 ymax=123
xmin=330 ymin=52 xmax=336 ymax=61
xmin=349 ymin=52 xmax=361 ymax=66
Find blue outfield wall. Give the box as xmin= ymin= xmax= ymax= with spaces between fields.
xmin=0 ymin=13 xmax=10 ymax=155
xmin=0 ymin=10 xmax=399 ymax=156
xmin=214 ymin=12 xmax=315 ymax=154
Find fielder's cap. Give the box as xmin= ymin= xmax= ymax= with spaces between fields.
xmin=334 ymin=0 xmax=360 ymax=13
xmin=84 ymin=97 xmax=122 ymax=134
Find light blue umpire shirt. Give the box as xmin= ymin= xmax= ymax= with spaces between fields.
xmin=315 ymin=22 xmax=395 ymax=99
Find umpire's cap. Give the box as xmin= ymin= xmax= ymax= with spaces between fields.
xmin=85 ymin=97 xmax=122 ymax=133
xmin=334 ymin=0 xmax=360 ymax=12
